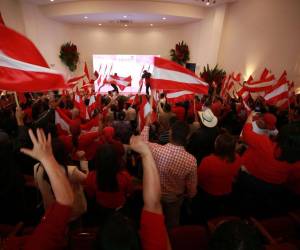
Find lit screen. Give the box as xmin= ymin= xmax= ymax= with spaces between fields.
xmin=92 ymin=54 xmax=159 ymax=94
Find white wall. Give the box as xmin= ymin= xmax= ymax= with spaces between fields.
xmin=20 ymin=1 xmax=73 ymax=76
xmin=182 ymin=4 xmax=226 ymax=73
xmin=0 ymin=0 xmax=25 ymax=34
xmin=218 ymin=0 xmax=300 ymax=87
xmin=68 ymin=6 xmax=225 ymax=75
xmin=68 ymin=24 xmax=185 ymax=75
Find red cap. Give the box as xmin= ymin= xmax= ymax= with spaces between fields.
xmin=211 ymin=102 xmax=222 ymax=117
xmin=103 ymin=126 xmax=115 ymax=142
xmin=263 ymin=113 xmax=277 ymax=130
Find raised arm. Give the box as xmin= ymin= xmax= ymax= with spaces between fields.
xmin=130 ymin=135 xmax=161 ymax=213
xmin=21 ymin=128 xmax=74 ymax=206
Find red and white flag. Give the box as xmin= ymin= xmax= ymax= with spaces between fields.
xmin=88 ymin=94 xmax=99 ymax=115
xmin=244 ymin=68 xmax=275 ymax=92
xmin=0 ymin=23 xmax=66 ymax=92
xmin=220 ymin=75 xmax=230 ymax=98
xmin=264 ymin=71 xmax=288 ymax=107
xmin=151 ymin=57 xmax=208 ymax=94
xmin=67 ymin=74 xmax=85 ymax=84
xmin=84 ymin=62 xmax=90 ymax=82
xmin=107 ymin=75 xmax=132 ymax=90
xmin=55 ymin=108 xmax=99 ymax=136
xmin=227 ymin=73 xmax=241 ymax=98
xmin=165 ymin=90 xmax=194 ymax=104
xmin=138 ymin=95 xmax=151 ymax=131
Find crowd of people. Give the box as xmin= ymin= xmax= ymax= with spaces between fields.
xmin=0 ymin=85 xmax=300 ymax=250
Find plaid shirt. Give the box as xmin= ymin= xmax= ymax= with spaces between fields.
xmin=141 ymin=126 xmax=197 ymax=198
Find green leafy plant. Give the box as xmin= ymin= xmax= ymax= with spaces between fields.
xmin=59 ymin=42 xmax=79 ymax=72
xmin=200 ymin=64 xmax=226 ymax=94
xmin=170 ymin=41 xmax=190 ymax=65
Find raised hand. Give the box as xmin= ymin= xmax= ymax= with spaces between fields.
xmin=20 ymin=128 xmax=53 ymax=163
xmin=130 ymin=135 xmax=151 ymax=157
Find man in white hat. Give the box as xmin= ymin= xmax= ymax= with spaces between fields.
xmin=186 ymin=108 xmax=219 ymax=165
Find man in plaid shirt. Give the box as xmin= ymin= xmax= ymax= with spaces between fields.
xmin=141 ymin=119 xmax=197 ymax=228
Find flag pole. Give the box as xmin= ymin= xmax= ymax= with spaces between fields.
xmin=14 ymin=92 xmax=20 ymax=108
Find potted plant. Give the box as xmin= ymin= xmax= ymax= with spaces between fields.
xmin=59 ymin=42 xmax=79 ymax=72
xmin=170 ymin=41 xmax=190 ymax=65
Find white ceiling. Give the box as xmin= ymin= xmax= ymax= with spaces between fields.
xmin=55 ymin=13 xmax=199 ymax=26
xmin=23 ymin=0 xmax=237 ymax=27
xmin=25 ymin=0 xmax=235 ymax=7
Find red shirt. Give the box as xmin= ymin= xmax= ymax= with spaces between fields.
xmin=6 ymin=202 xmax=71 ymax=250
xmin=84 ymin=170 xmax=134 ymax=209
xmin=140 ymin=210 xmax=168 ymax=250
xmin=59 ymin=131 xmax=100 ymax=160
xmin=242 ymin=123 xmax=299 ymax=184
xmin=172 ymin=106 xmax=185 ymax=121
xmin=198 ymin=154 xmax=242 ymax=195
xmin=7 ymin=206 xmax=169 ymax=250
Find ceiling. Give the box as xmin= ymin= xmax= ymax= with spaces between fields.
xmin=23 ymin=0 xmax=237 ymax=27
xmin=26 ymin=0 xmax=235 ymax=7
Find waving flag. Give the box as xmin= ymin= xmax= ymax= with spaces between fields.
xmin=151 ymin=57 xmax=208 ymax=94
xmin=138 ymin=95 xmax=151 ymax=131
xmin=0 ymin=24 xmax=66 ymax=92
xmin=244 ymin=68 xmax=275 ymax=92
xmin=55 ymin=108 xmax=99 ymax=135
xmin=220 ymin=75 xmax=230 ymax=98
xmin=165 ymin=90 xmax=194 ymax=104
xmin=84 ymin=62 xmax=90 ymax=82
xmin=264 ymin=71 xmax=288 ymax=107
xmin=67 ymin=74 xmax=85 ymax=84
xmin=107 ymin=75 xmax=132 ymax=90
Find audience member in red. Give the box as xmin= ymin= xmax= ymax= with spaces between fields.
xmin=242 ymin=112 xmax=299 ymax=185
xmin=198 ymin=133 xmax=242 ymax=196
xmin=192 ymin=133 xmax=242 ymax=220
xmin=59 ymin=122 xmax=100 ymax=160
xmin=172 ymin=104 xmax=185 ymax=122
xmin=211 ymin=100 xmax=223 ymax=118
xmin=6 ymin=128 xmax=74 ymax=250
xmin=93 ymin=135 xmax=169 ymax=250
xmin=71 ymin=143 xmax=134 ymax=224
xmin=235 ymin=113 xmax=300 ymax=216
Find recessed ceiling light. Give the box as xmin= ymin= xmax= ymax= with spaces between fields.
xmin=124 ymin=24 xmax=128 ymax=27
xmin=206 ymin=1 xmax=210 ymax=5
xmin=150 ymin=23 xmax=154 ymax=26
xmin=84 ymin=16 xmax=88 ymax=19
xmin=162 ymin=17 xmax=167 ymax=20
xmin=98 ymin=23 xmax=102 ymax=26
xmin=50 ymin=0 xmax=54 ymax=2
xmin=123 ymin=15 xmax=127 ymax=18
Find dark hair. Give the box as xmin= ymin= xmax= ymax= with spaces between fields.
xmin=0 ymin=133 xmax=19 ymax=196
xmin=95 ymin=212 xmax=141 ymax=250
xmin=52 ymin=139 xmax=69 ymax=167
xmin=215 ymin=133 xmax=236 ymax=163
xmin=163 ymin=103 xmax=171 ymax=113
xmin=170 ymin=121 xmax=189 ymax=146
xmin=209 ymin=220 xmax=264 ymax=250
xmin=276 ymin=121 xmax=300 ymax=163
xmin=40 ymin=138 xmax=69 ymax=185
xmin=95 ymin=144 xmax=120 ymax=192
xmin=117 ymin=111 xmax=126 ymax=121
xmin=32 ymin=100 xmax=44 ymax=120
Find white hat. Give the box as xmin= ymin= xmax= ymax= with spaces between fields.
xmin=198 ymin=108 xmax=218 ymax=128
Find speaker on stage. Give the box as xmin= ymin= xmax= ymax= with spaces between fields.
xmin=186 ymin=63 xmax=196 ymax=73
